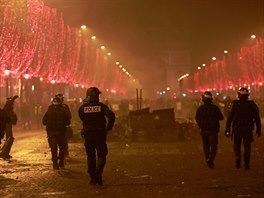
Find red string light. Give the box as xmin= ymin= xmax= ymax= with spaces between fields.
xmin=0 ymin=0 xmax=132 ymax=94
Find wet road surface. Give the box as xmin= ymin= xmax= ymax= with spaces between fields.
xmin=0 ymin=128 xmax=263 ymax=198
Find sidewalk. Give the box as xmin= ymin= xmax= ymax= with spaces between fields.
xmin=0 ymin=129 xmax=264 ymax=198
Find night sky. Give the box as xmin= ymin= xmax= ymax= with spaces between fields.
xmin=44 ymin=0 xmax=264 ymax=92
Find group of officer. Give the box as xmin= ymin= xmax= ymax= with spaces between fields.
xmin=195 ymin=87 xmax=262 ymax=170
xmin=42 ymin=87 xmax=115 ymax=186
xmin=1 ymin=86 xmax=261 ymax=186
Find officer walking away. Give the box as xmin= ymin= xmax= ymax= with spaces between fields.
xmin=42 ymin=96 xmax=71 ymax=169
xmin=195 ymin=91 xmax=224 ymax=168
xmin=79 ymin=87 xmax=115 ymax=186
xmin=55 ymin=93 xmax=72 ymax=158
xmin=225 ymin=87 xmax=261 ymax=170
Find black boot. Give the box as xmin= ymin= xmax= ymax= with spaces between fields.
xmin=59 ymin=160 xmax=64 ymax=168
xmin=53 ymin=162 xmax=59 ymax=169
xmin=244 ymin=154 xmax=250 ymax=170
xmin=0 ymin=137 xmax=14 ymax=160
xmin=89 ymin=173 xmax=97 ymax=185
xmin=94 ymin=171 xmax=103 ymax=186
xmin=206 ymin=159 xmax=214 ymax=169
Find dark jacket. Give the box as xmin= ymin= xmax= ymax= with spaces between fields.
xmin=195 ymin=102 xmax=224 ymax=133
xmin=0 ymin=109 xmax=10 ymax=139
xmin=225 ymin=99 xmax=261 ymax=133
xmin=79 ymin=101 xmax=115 ymax=132
xmin=42 ymin=104 xmax=71 ymax=136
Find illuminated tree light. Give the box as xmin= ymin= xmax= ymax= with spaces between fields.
xmin=182 ymin=36 xmax=264 ymax=92
xmin=0 ymin=0 xmax=134 ymax=95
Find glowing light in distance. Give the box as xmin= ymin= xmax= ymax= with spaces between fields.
xmin=202 ymin=64 xmax=206 ymax=67
xmin=178 ymin=73 xmax=189 ymax=81
xmin=251 ymin=35 xmax=256 ymax=39
xmin=197 ymin=66 xmax=201 ymax=70
xmin=224 ymin=50 xmax=228 ymax=54
xmin=212 ymin=57 xmax=216 ymax=60
xmin=107 ymin=52 xmax=111 ymax=56
xmin=81 ymin=25 xmax=87 ymax=29
xmin=101 ymin=46 xmax=105 ymax=49
xmin=24 ymin=74 xmax=30 ymax=79
xmin=91 ymin=36 xmax=96 ymax=40
xmin=116 ymin=62 xmax=119 ymax=65
xmin=4 ymin=70 xmax=11 ymax=76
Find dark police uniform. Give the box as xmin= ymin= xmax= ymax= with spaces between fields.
xmin=225 ymin=98 xmax=261 ymax=169
xmin=43 ymin=97 xmax=71 ymax=169
xmin=195 ymin=92 xmax=224 ymax=168
xmin=79 ymin=95 xmax=115 ymax=185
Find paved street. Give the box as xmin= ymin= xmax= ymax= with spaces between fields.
xmin=0 ymin=127 xmax=263 ymax=198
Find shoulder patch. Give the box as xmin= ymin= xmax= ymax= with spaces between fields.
xmin=84 ymin=106 xmax=101 ymax=113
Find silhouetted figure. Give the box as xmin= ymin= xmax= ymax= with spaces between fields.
xmin=79 ymin=87 xmax=115 ymax=186
xmin=34 ymin=103 xmax=43 ymax=129
xmin=21 ymin=102 xmax=32 ymax=130
xmin=195 ymin=91 xmax=224 ymax=168
xmin=225 ymin=87 xmax=261 ymax=170
xmin=0 ymin=95 xmax=18 ymax=160
xmin=55 ymin=93 xmax=72 ymax=158
xmin=42 ymin=96 xmax=71 ymax=169
xmin=223 ymin=96 xmax=232 ymax=117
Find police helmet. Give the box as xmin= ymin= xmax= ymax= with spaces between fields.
xmin=55 ymin=93 xmax=64 ymax=102
xmin=86 ymin=87 xmax=101 ymax=97
xmin=202 ymin=91 xmax=213 ymax=103
xmin=52 ymin=96 xmax=62 ymax=105
xmin=237 ymin=87 xmax=249 ymax=99
xmin=55 ymin=93 xmax=64 ymax=98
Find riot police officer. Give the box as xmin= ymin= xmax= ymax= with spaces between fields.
xmin=43 ymin=96 xmax=71 ymax=169
xmin=55 ymin=93 xmax=72 ymax=158
xmin=225 ymin=87 xmax=261 ymax=170
xmin=195 ymin=91 xmax=224 ymax=168
xmin=79 ymin=87 xmax=115 ymax=185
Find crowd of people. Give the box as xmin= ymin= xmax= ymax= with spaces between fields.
xmin=0 ymin=87 xmax=262 ymax=186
